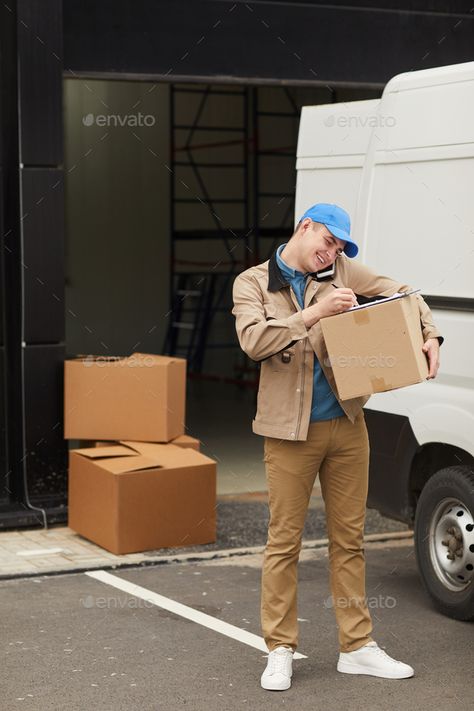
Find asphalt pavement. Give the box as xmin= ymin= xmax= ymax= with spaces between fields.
xmin=2 ymin=539 xmax=472 ymax=711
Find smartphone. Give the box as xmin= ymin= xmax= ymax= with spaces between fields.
xmin=314 ymin=263 xmax=336 ymax=281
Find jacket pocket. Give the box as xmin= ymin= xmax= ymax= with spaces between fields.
xmin=256 ymin=364 xmax=297 ymax=427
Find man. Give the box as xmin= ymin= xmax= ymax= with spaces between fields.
xmin=231 ymin=203 xmax=442 ymax=691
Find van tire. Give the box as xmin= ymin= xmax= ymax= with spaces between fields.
xmin=414 ymin=465 xmax=474 ymax=621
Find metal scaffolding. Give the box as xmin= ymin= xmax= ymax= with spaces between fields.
xmin=163 ymin=83 xmax=304 ymax=382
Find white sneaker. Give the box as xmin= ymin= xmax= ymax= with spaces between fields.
xmin=261 ymin=646 xmax=294 ymax=690
xmin=337 ymin=641 xmax=414 ymax=679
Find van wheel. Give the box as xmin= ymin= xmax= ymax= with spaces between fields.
xmin=414 ymin=465 xmax=474 ymax=620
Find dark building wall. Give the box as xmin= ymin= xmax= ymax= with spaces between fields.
xmin=0 ymin=0 xmax=67 ymax=526
xmin=63 ymin=0 xmax=474 ymax=84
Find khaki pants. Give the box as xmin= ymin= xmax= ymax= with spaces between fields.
xmin=262 ymin=412 xmax=374 ymax=653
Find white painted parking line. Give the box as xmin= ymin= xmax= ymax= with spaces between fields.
xmin=86 ymin=569 xmax=307 ymax=660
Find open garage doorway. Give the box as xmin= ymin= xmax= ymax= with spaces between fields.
xmin=63 ymin=78 xmax=381 ymax=493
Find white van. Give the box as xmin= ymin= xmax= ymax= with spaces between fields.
xmin=296 ymin=61 xmax=474 ymax=621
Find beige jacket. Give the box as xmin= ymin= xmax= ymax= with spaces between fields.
xmin=231 ymin=250 xmax=443 ymax=441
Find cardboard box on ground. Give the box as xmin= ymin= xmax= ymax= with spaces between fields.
xmin=64 ymin=353 xmax=215 ymax=554
xmin=319 ymin=293 xmax=429 ymax=401
xmin=68 ymin=441 xmax=216 ymax=555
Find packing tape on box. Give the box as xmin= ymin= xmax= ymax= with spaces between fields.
xmin=352 ymin=309 xmax=371 ymax=325
xmin=370 ymin=376 xmax=391 ymax=393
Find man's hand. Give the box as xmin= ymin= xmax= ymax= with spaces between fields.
xmin=422 ymin=338 xmax=440 ymax=379
xmin=302 ymin=288 xmax=358 ymax=328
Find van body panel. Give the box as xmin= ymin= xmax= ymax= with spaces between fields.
xmin=296 ymin=61 xmax=474 ymax=520
xmin=295 ymin=99 xmax=380 ymax=226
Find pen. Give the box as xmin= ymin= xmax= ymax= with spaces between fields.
xmin=332 ymin=283 xmax=359 ymax=306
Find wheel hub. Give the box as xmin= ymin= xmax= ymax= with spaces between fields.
xmin=430 ymin=500 xmax=474 ymax=591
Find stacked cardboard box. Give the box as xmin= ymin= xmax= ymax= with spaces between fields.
xmin=64 ymin=353 xmax=216 ymax=554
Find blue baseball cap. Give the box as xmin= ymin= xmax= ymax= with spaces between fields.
xmin=299 ymin=203 xmax=359 ymax=258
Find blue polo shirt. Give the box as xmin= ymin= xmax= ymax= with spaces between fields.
xmin=276 ymin=243 xmax=345 ymax=422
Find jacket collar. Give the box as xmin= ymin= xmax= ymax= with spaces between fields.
xmin=268 ymin=249 xmax=335 ymax=292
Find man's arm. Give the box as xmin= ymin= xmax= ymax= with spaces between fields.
xmin=231 ymin=272 xmax=308 ymax=361
xmin=346 ymin=260 xmax=444 ymax=345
